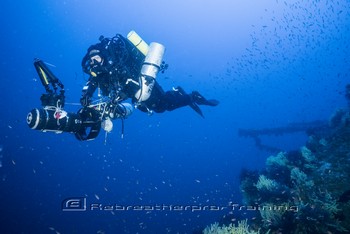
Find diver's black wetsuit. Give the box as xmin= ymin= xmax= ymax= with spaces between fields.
xmin=80 ymin=34 xmax=218 ymax=117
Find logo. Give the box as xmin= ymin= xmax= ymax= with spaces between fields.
xmin=62 ymin=197 xmax=87 ymax=211
xmin=61 ymin=198 xmax=299 ymax=213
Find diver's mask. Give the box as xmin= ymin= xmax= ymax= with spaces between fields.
xmin=88 ymin=52 xmax=104 ymax=77
xmin=90 ymin=54 xmax=103 ymax=65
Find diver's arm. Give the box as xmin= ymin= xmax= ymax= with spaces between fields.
xmin=80 ymin=77 xmax=98 ymax=106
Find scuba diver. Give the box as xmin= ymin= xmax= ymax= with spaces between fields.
xmin=80 ymin=31 xmax=219 ymax=117
xmin=27 ymin=31 xmax=219 ymax=141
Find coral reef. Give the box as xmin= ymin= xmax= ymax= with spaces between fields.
xmin=255 ymin=175 xmax=278 ymax=191
xmin=203 ymin=85 xmax=350 ymax=233
xmin=266 ymin=152 xmax=288 ymax=168
xmin=203 ymin=219 xmax=259 ymax=234
xmin=238 ymin=86 xmax=350 ymax=233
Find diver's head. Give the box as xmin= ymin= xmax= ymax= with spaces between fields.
xmin=89 ymin=49 xmax=103 ymax=66
xmin=81 ymin=48 xmax=106 ymax=77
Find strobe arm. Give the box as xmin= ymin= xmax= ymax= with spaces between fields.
xmin=34 ymin=58 xmax=65 ymax=107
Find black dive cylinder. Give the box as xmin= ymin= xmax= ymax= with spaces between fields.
xmin=26 ymin=108 xmax=82 ymax=133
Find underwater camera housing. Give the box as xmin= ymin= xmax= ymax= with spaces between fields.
xmin=27 ymin=59 xmax=131 ymax=141
xmin=27 ymin=59 xmax=101 ymax=141
xmin=26 ymin=105 xmax=101 ymax=141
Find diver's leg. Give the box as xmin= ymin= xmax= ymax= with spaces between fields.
xmin=163 ymin=87 xmax=192 ymax=111
xmin=162 ymin=86 xmax=219 ymax=117
xmin=142 ymin=83 xmax=219 ymax=117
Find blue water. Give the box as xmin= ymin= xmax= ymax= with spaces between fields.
xmin=1 ymin=0 xmax=349 ymax=233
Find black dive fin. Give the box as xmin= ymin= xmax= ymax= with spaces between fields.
xmin=191 ymin=91 xmax=219 ymax=106
xmin=205 ymin=99 xmax=220 ymax=106
xmin=189 ymin=102 xmax=204 ymax=118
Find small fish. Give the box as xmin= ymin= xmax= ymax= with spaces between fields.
xmin=43 ymin=61 xmax=57 ymax=68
